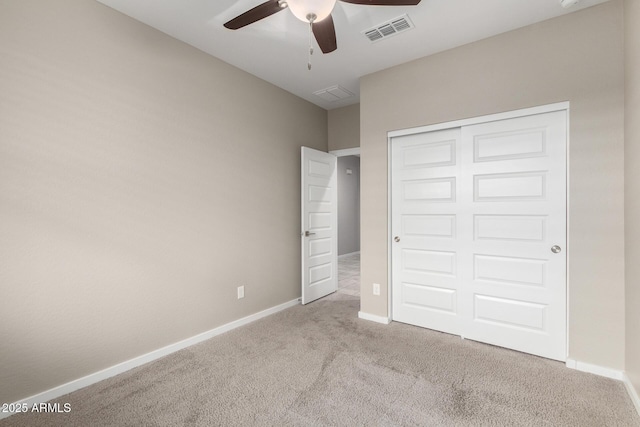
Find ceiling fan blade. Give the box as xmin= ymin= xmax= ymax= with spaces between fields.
xmin=313 ymin=14 xmax=337 ymax=54
xmin=224 ymin=0 xmax=285 ymax=30
xmin=339 ymin=0 xmax=421 ymax=5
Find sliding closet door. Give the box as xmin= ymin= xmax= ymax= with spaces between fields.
xmin=459 ymin=111 xmax=567 ymax=361
xmin=391 ymin=110 xmax=567 ymax=361
xmin=391 ymin=128 xmax=462 ymax=335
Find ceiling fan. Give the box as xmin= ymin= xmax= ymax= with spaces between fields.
xmin=224 ymin=0 xmax=422 ymax=55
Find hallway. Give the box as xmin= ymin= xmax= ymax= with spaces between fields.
xmin=337 ymin=253 xmax=360 ymax=297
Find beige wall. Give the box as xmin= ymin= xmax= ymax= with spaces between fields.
xmin=328 ymin=104 xmax=360 ymax=151
xmin=0 ymin=0 xmax=327 ymax=404
xmin=360 ymin=1 xmax=625 ymax=369
xmin=625 ymin=0 xmax=640 ymax=397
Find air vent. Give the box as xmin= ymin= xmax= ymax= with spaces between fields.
xmin=313 ymin=85 xmax=355 ymax=102
xmin=363 ymin=14 xmax=414 ymax=43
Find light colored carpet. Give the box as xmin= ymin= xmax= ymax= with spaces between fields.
xmin=2 ymin=293 xmax=638 ymax=426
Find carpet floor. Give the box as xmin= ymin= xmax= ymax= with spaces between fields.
xmin=2 ymin=293 xmax=639 ymax=426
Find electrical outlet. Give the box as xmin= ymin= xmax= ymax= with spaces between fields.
xmin=237 ymin=286 xmax=245 ymax=299
xmin=373 ymin=283 xmax=380 ymax=296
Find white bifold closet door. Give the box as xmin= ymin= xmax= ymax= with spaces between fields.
xmin=391 ymin=110 xmax=567 ymax=361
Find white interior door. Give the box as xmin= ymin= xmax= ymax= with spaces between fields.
xmin=391 ymin=110 xmax=567 ymax=361
xmin=301 ymin=147 xmax=338 ymax=304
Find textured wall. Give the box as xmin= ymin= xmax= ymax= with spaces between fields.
xmin=360 ymin=1 xmax=625 ymax=369
xmin=328 ymin=104 xmax=360 ymax=151
xmin=625 ymin=0 xmax=640 ymax=399
xmin=0 ymin=0 xmax=327 ymax=404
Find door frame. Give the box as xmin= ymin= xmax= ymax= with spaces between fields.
xmin=300 ymin=147 xmax=361 ymax=304
xmin=330 ymin=148 xmax=360 ymax=157
xmin=387 ymin=101 xmax=570 ymax=358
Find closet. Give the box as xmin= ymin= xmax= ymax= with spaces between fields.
xmin=390 ymin=108 xmax=567 ymax=361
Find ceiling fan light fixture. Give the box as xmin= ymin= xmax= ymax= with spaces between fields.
xmin=287 ymin=0 xmax=337 ymax=23
xmin=559 ymin=0 xmax=580 ymax=8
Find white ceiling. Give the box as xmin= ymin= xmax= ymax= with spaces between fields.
xmin=95 ymin=0 xmax=609 ymax=110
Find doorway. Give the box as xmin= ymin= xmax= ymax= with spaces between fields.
xmin=331 ymin=148 xmax=361 ymax=298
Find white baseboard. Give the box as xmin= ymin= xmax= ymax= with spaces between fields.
xmin=0 ymin=298 xmax=300 ymax=421
xmin=623 ymin=373 xmax=640 ymax=416
xmin=338 ymin=251 xmax=360 ymax=259
xmin=565 ymin=358 xmax=624 ymax=380
xmin=358 ymin=311 xmax=391 ymax=324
